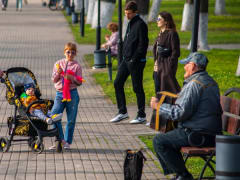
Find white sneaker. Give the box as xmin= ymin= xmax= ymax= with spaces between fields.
xmin=64 ymin=142 xmax=70 ymax=149
xmin=129 ymin=116 xmax=146 ymax=124
xmin=145 ymin=122 xmax=150 ymax=126
xmin=109 ymin=113 xmax=129 ymax=123
xmin=48 ymin=145 xmax=56 ymax=150
xmin=49 ymin=140 xmax=65 ymax=150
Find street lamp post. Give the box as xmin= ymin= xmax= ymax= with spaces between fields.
xmin=80 ymin=0 xmax=85 ymax=37
xmin=93 ymin=0 xmax=106 ymax=68
xmin=191 ymin=0 xmax=200 ymax=52
xmin=118 ymin=0 xmax=123 ymax=64
xmin=96 ymin=0 xmax=101 ymax=50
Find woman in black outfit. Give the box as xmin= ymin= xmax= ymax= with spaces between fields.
xmin=152 ymin=11 xmax=181 ymax=99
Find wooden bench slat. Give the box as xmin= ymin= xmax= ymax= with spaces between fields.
xmin=181 ymin=147 xmax=215 ymax=155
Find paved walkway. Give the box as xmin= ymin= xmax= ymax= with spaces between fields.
xmin=0 ymin=1 xmax=164 ymax=180
xmin=1 ymin=1 xmax=239 ymax=180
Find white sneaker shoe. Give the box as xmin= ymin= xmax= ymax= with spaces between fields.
xmin=145 ymin=122 xmax=150 ymax=126
xmin=48 ymin=145 xmax=56 ymax=150
xmin=129 ymin=116 xmax=146 ymax=124
xmin=110 ymin=113 xmax=129 ymax=123
xmin=64 ymin=142 xmax=70 ymax=149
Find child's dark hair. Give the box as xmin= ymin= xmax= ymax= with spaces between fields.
xmin=24 ymin=83 xmax=35 ymax=91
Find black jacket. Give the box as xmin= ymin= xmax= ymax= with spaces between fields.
xmin=123 ymin=15 xmax=149 ymax=63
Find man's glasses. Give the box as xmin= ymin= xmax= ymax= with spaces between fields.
xmin=66 ymin=50 xmax=76 ymax=55
xmin=157 ymin=17 xmax=163 ymax=22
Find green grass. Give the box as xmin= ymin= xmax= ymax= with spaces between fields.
xmin=64 ymin=0 xmax=240 ymax=45
xmin=139 ymin=135 xmax=216 ymax=178
xmin=84 ymin=49 xmax=240 ymax=105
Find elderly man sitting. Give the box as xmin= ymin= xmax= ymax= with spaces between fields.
xmin=150 ymin=52 xmax=222 ymax=180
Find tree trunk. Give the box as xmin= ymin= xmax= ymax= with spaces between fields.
xmin=236 ymin=56 xmax=240 ymax=76
xmin=91 ymin=0 xmax=116 ymax=28
xmin=188 ymin=0 xmax=210 ymax=51
xmin=136 ymin=0 xmax=150 ymax=15
xmin=122 ymin=0 xmax=149 ymax=37
xmin=215 ymin=0 xmax=226 ymax=15
xmin=198 ymin=12 xmax=210 ymax=51
xmin=86 ymin=0 xmax=95 ymax=24
xmin=85 ymin=0 xmax=89 ymax=15
xmin=181 ymin=0 xmax=194 ymax=31
xmin=148 ymin=0 xmax=162 ymax=22
xmin=122 ymin=16 xmax=128 ymax=39
xmin=75 ymin=0 xmax=88 ymax=13
xmin=139 ymin=14 xmax=148 ymax=23
xmin=198 ymin=0 xmax=210 ymax=51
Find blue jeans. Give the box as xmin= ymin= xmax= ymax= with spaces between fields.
xmin=31 ymin=109 xmax=51 ymax=120
xmin=51 ymin=89 xmax=79 ymax=144
xmin=16 ymin=0 xmax=22 ymax=9
xmin=153 ymin=128 xmax=216 ymax=176
xmin=153 ymin=128 xmax=190 ymax=176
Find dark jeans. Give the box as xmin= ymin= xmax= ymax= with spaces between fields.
xmin=153 ymin=128 xmax=215 ymax=176
xmin=114 ymin=60 xmax=146 ymax=117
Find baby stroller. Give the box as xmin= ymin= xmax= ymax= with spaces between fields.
xmin=0 ymin=67 xmax=62 ymax=153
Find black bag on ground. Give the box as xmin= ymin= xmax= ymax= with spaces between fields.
xmin=123 ymin=149 xmax=146 ymax=180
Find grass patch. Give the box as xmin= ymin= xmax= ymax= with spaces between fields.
xmin=139 ymin=135 xmax=215 ymax=178
xmin=64 ymin=0 xmax=240 ymax=45
xmin=84 ymin=49 xmax=240 ymax=105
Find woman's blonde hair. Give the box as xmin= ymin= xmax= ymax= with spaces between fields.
xmin=64 ymin=42 xmax=77 ymax=52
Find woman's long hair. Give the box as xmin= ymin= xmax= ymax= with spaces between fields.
xmin=159 ymin=11 xmax=176 ymax=32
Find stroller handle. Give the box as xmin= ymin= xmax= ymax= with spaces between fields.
xmin=0 ymin=71 xmax=7 ymax=83
xmin=0 ymin=78 xmax=5 ymax=83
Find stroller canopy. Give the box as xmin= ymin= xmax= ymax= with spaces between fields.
xmin=4 ymin=67 xmax=41 ymax=105
xmin=8 ymin=68 xmax=36 ymax=90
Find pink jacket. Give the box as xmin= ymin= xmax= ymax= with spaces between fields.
xmin=105 ymin=32 xmax=118 ymax=56
xmin=52 ymin=58 xmax=82 ymax=92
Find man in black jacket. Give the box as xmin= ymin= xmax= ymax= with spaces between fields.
xmin=110 ymin=1 xmax=149 ymax=124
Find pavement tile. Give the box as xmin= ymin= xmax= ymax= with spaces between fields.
xmin=0 ymin=0 xmax=171 ymax=180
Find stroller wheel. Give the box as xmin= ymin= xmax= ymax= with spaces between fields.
xmin=0 ymin=137 xmax=10 ymax=152
xmin=31 ymin=140 xmax=44 ymax=154
xmin=56 ymin=140 xmax=63 ymax=153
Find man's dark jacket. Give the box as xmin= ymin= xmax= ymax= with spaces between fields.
xmin=123 ymin=15 xmax=149 ymax=63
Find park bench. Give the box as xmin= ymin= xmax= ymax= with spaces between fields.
xmin=180 ymin=87 xmax=240 ymax=180
xmin=154 ymin=88 xmax=240 ymax=180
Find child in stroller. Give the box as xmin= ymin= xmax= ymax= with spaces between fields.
xmin=0 ymin=67 xmax=63 ymax=153
xmin=20 ymin=83 xmax=63 ymax=125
